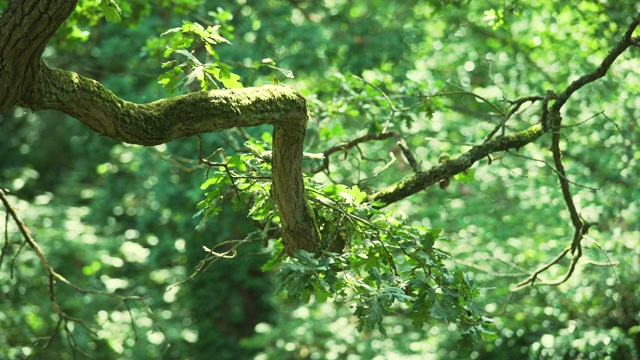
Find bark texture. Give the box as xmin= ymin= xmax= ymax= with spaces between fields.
xmin=0 ymin=0 xmax=321 ymax=254
xmin=0 ymin=0 xmax=78 ymax=110
xmin=369 ymin=125 xmax=543 ymax=206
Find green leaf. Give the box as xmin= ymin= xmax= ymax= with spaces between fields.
xmin=354 ymin=296 xmax=388 ymax=335
xmin=454 ymin=169 xmax=475 ymax=183
xmin=277 ymin=68 xmax=295 ymax=79
xmin=219 ymin=72 xmax=243 ymax=89
xmin=174 ymin=49 xmax=201 ymax=65
xmin=100 ymin=0 xmax=121 ymax=23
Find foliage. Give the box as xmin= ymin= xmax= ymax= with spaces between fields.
xmin=2 ymin=0 xmax=640 ymax=359
xmin=154 ymin=18 xmax=243 ymax=92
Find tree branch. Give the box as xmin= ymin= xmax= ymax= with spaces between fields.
xmin=22 ymin=67 xmax=308 ymax=145
xmin=550 ymin=13 xmax=640 ymax=113
xmin=313 ymin=130 xmax=421 ymax=174
xmin=369 ymin=124 xmax=543 ymax=206
xmin=1 ymin=0 xmax=320 ymax=254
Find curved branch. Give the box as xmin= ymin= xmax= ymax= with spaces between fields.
xmin=551 ymin=13 xmax=640 ymax=113
xmin=370 ymin=12 xmax=640 ymax=208
xmin=1 ymin=0 xmax=320 ymax=254
xmin=22 ymin=67 xmax=308 ymax=145
xmin=22 ymin=66 xmax=318 ymax=253
xmin=543 ymin=13 xmax=640 ymax=255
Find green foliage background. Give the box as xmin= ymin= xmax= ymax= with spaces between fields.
xmin=1 ymin=0 xmax=639 ymax=359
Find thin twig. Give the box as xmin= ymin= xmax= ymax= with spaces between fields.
xmin=313 ymin=130 xmax=421 ymax=175
xmin=0 ymin=188 xmax=169 ymax=354
xmin=602 ymin=112 xmax=639 ymax=145
xmin=584 ymin=234 xmax=621 ymax=317
xmin=1 ymin=201 xmax=9 ymax=268
xmin=484 ymin=94 xmax=545 ymax=142
xmin=514 ymin=246 xmax=572 ymax=289
xmin=507 ymin=151 xmax=600 ymax=191
xmin=455 ymin=259 xmax=525 ymax=278
xmin=444 ymin=82 xmax=505 ymax=116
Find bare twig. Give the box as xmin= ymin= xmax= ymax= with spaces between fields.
xmin=312 ymin=130 xmax=421 ymax=175
xmin=1 ymin=199 xmax=9 ymax=268
xmin=506 ymin=151 xmax=600 ymax=191
xmin=147 ymin=146 xmax=205 ymax=173
xmin=0 ymin=188 xmax=169 ymax=354
xmin=514 ymin=246 xmax=572 ymax=289
xmin=484 ymin=94 xmax=545 ymax=142
xmin=168 ymin=235 xmax=262 ymax=290
xmin=601 ymin=112 xmax=639 ymax=145
xmin=444 ymin=82 xmax=505 ymax=116
xmin=455 ymin=259 xmax=525 ymax=278
xmin=584 ymin=234 xmax=621 ymax=317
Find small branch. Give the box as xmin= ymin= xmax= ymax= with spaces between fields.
xmin=147 ymin=146 xmax=205 ymax=173
xmin=550 ymin=13 xmax=640 ymax=113
xmin=602 ymin=112 xmax=639 ymax=146
xmin=0 ymin=188 xmax=169 ymax=354
xmin=507 ymin=151 xmax=600 ymax=191
xmin=584 ymin=234 xmax=623 ymax=317
xmin=395 ymin=136 xmax=421 ymax=172
xmin=313 ymin=130 xmax=421 ymax=175
xmin=455 ymin=259 xmax=526 ymax=278
xmin=560 ymin=110 xmax=604 ymax=129
xmin=443 ymin=82 xmax=505 ymax=116
xmin=351 ymin=75 xmax=409 ymax=131
xmin=550 ymin=112 xmax=584 ymax=254
xmin=514 ymin=246 xmax=573 ymax=289
xmin=0 ymin=188 xmax=56 ymax=290
xmin=484 ymin=95 xmax=545 ymax=142
xmin=168 ymin=234 xmax=264 ymax=290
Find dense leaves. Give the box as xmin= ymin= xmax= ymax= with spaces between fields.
xmin=1 ymin=0 xmax=639 ymax=359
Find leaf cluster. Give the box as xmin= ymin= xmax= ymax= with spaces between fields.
xmin=195 ymin=133 xmax=275 ymax=231
xmin=152 ymin=18 xmax=242 ymax=92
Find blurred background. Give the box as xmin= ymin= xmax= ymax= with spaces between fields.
xmin=0 ymin=0 xmax=639 ymax=359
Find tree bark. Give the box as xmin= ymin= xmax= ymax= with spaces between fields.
xmin=369 ymin=125 xmax=543 ymax=206
xmin=0 ymin=0 xmax=78 ymax=110
xmin=0 ymin=0 xmax=321 ymax=254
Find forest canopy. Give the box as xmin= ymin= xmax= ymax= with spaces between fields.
xmin=1 ymin=1 xmax=639 ymax=359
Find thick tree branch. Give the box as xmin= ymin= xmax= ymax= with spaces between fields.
xmin=0 ymin=1 xmax=320 ymax=254
xmin=21 ymin=66 xmax=318 ymax=253
xmin=369 ymin=124 xmax=543 ymax=206
xmin=21 ymin=67 xmax=308 ymax=145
